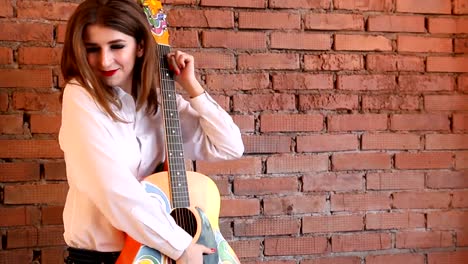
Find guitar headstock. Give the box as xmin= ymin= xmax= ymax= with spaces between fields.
xmin=140 ymin=0 xmax=169 ymax=45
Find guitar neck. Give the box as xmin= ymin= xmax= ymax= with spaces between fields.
xmin=158 ymin=44 xmax=190 ymax=209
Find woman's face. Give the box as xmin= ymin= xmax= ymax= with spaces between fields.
xmin=83 ymin=24 xmax=143 ymax=93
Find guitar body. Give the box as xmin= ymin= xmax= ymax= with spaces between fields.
xmin=116 ymin=171 xmax=240 ymax=264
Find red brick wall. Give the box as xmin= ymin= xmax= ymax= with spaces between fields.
xmin=1 ymin=0 xmax=467 ymax=263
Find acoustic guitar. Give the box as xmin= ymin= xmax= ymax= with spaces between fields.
xmin=116 ymin=1 xmax=241 ymax=263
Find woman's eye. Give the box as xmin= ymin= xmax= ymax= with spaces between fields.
xmin=86 ymin=47 xmax=100 ymax=53
xmin=111 ymin=44 xmax=125 ymax=50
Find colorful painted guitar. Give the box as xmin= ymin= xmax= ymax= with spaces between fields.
xmin=116 ymin=1 xmax=241 ymax=263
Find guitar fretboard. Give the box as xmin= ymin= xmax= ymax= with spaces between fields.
xmin=158 ymin=44 xmax=190 ymax=209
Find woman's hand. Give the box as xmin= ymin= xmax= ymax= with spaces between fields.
xmin=167 ymin=50 xmax=205 ymax=98
xmin=176 ymin=243 xmax=215 ymax=264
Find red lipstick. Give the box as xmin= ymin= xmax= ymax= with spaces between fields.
xmin=101 ymin=69 xmax=118 ymax=77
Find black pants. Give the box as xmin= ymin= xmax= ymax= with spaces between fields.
xmin=65 ymin=247 xmax=121 ymax=264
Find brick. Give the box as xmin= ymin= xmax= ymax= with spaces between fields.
xmin=191 ymin=51 xmax=235 ymax=69
xmin=456 ymin=151 xmax=468 ymax=169
xmin=391 ymin=114 xmax=450 ymax=131
xmin=44 ymin=161 xmax=66 ymax=180
xmin=454 ymin=38 xmax=468 ymax=53
xmin=0 ymin=249 xmax=33 ymax=264
xmin=427 ymin=171 xmax=468 ymax=189
xmin=38 ymin=225 xmax=65 ymax=246
xmin=369 ymin=15 xmax=425 ymax=32
xmin=454 ymin=0 xmax=468 ymax=14
xmin=13 ymin=92 xmax=61 ymax=112
xmin=242 ymin=135 xmax=291 ymax=154
xmin=230 ymin=239 xmax=262 ymax=258
xmin=4 ymin=183 xmax=68 ymax=205
xmin=305 ymin=54 xmax=364 ymax=71
xmin=56 ymin=23 xmax=67 ymax=43
xmin=170 ymin=29 xmax=199 ymax=48
xmin=427 ymin=56 xmax=468 ymax=73
xmin=393 ymin=191 xmax=451 ymax=209
xmin=396 ymin=152 xmax=453 ymax=170
xmin=0 ymin=92 xmax=8 ymax=111
xmin=0 ymin=162 xmax=40 ymax=182
xmin=233 ymin=177 xmax=298 ymax=195
xmin=302 ymin=257 xmax=361 ymax=264
xmin=453 ymin=190 xmax=468 ymax=208
xmin=363 ymin=133 xmax=421 ymax=150
xmin=220 ymin=198 xmax=259 ymax=217
xmin=303 ymin=214 xmax=364 ymax=233
xmin=238 ymin=12 xmax=301 ymax=30
xmin=238 ymin=53 xmax=299 ymax=70
xmin=428 ymin=211 xmax=468 ymax=230
xmin=264 ymin=195 xmax=327 ymax=215
xmin=426 ymin=134 xmax=468 ymax=150
xmin=233 ymin=94 xmax=296 ymax=112
xmin=0 ymin=0 xmax=13 ymax=17
xmin=305 ymin=13 xmax=364 ymax=30
xmin=41 ymin=247 xmax=67 ymax=264
xmin=202 ymin=31 xmax=266 ymax=49
xmin=0 ymin=140 xmax=63 ymax=159
xmin=457 ymin=229 xmax=468 ymax=246
xmin=0 ymin=46 xmax=13 ymax=64
xmin=234 ymin=218 xmax=300 ymax=236
xmin=331 ymin=193 xmax=391 ymax=212
xmin=366 ymin=254 xmax=425 ymax=264
xmin=367 ymin=171 xmax=425 ymax=190
xmin=332 ymin=153 xmax=392 ymax=171
xmin=0 ymin=22 xmax=53 ymax=42
xmin=271 ymin=32 xmax=331 ymax=50
xmin=0 ymin=69 xmax=53 ymax=88
xmin=428 ymin=17 xmax=468 ymax=34
xmin=367 ymin=55 xmax=425 ymax=72
xmin=206 ymin=73 xmax=269 ymax=93
xmin=266 ymin=154 xmax=328 ymax=174
xmin=363 ymin=95 xmax=420 ymax=110
xmin=366 ymin=212 xmax=425 ymax=230
xmin=0 ymin=114 xmax=23 ymax=134
xmin=265 ymin=237 xmax=328 ymax=255
xmin=396 ymin=0 xmax=451 ymax=14
xmin=232 ymin=115 xmax=254 ymax=133
xmin=212 ymin=176 xmax=230 ymax=196
xmin=299 ymin=94 xmax=359 ymax=111
xmin=398 ymin=75 xmax=455 ymax=93
xmin=337 ymin=75 xmax=397 ymax=91
xmin=396 ymin=231 xmax=453 ymax=249
xmin=6 ymin=227 xmax=38 ymax=248
xmin=17 ymin=0 xmax=77 ymax=20
xmin=303 ymin=172 xmax=363 ymax=192
xmin=42 ymin=206 xmax=64 ymax=225
xmin=18 ymin=47 xmax=62 ymax=65
xmin=272 ymin=73 xmax=333 ymax=90
xmin=428 ymin=251 xmax=468 ymax=264
xmin=0 ymin=207 xmax=40 ymax=227
xmin=398 ymin=35 xmax=452 ymax=53
xmin=335 ymin=34 xmax=392 ymax=51
xmin=270 ymin=0 xmax=330 ymax=9
xmin=201 ymin=0 xmax=265 ymax=8
xmin=197 ymin=157 xmax=262 ymax=175
xmin=425 ymin=95 xmax=468 ymax=111
xmin=261 ymin=114 xmax=323 ymax=132
xmin=168 ymin=9 xmax=233 ymax=28
xmin=334 ymin=0 xmax=393 ymax=11
xmin=297 ymin=134 xmax=358 ymax=152
xmin=332 ymin=233 xmax=391 ymax=252
xmin=328 ymin=114 xmax=387 ymax=131
xmin=30 ymin=114 xmax=61 ymax=134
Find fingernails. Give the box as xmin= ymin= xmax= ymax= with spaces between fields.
xmin=211 ymin=248 xmax=216 ymax=253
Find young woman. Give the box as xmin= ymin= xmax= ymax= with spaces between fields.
xmin=59 ymin=0 xmax=244 ymax=263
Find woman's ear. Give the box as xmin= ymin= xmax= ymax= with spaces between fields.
xmin=137 ymin=42 xmax=144 ymax=57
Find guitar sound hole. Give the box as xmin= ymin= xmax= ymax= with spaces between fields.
xmin=171 ymin=207 xmax=197 ymax=236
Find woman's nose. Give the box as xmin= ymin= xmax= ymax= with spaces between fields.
xmin=99 ymin=50 xmax=112 ymax=68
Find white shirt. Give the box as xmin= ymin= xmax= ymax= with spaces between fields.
xmin=58 ymin=81 xmax=244 ymax=260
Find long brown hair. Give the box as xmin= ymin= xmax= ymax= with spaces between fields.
xmin=61 ymin=0 xmax=158 ymax=121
